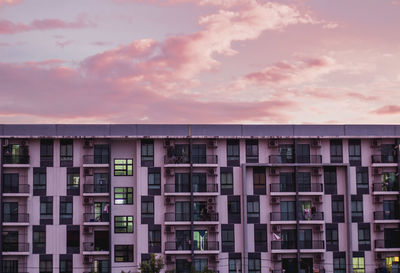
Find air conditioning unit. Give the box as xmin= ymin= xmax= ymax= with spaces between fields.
xmin=208 ymin=168 xmax=217 ymax=176
xmin=165 ymin=226 xmax=175 ymax=233
xmin=84 ymin=226 xmax=94 ymax=234
xmin=312 ymin=139 xmax=321 ymax=147
xmin=313 ymin=225 xmax=323 ymax=232
xmin=208 ymin=139 xmax=218 ymax=148
xmin=272 ymin=225 xmax=281 ymax=233
xmin=371 ymin=139 xmax=382 ymax=148
xmin=83 ymin=197 xmax=93 ymax=205
xmin=313 ymin=196 xmax=322 ymax=204
xmin=312 ymin=167 xmax=322 ymax=176
xmin=166 ymin=256 xmax=175 ymax=264
xmin=269 ymin=167 xmax=280 ymax=176
xmin=165 ymin=197 xmax=174 ymax=205
xmin=84 ymin=256 xmax=93 ymax=264
xmin=2 ymin=139 xmax=9 ymax=146
xmin=210 ymin=226 xmax=218 ymax=233
xmin=375 ymin=253 xmax=383 ymax=260
xmin=208 ymin=198 xmax=215 ymax=204
xmin=84 ymin=139 xmax=93 ymax=148
xmin=272 ymin=254 xmax=281 ymax=262
xmin=163 ymin=139 xmax=173 ymax=147
xmin=374 ymin=224 xmax=383 ymax=232
xmin=373 ymin=168 xmax=382 ymax=176
xmin=84 ymin=168 xmax=93 ymax=176
xmin=268 ymin=139 xmax=278 ymax=147
xmin=207 ymin=205 xmax=215 ymax=212
xmin=373 ymin=196 xmax=383 ymax=204
xmin=270 ymin=197 xmax=280 ymax=205
xmin=315 ymin=253 xmax=324 ymax=262
xmin=165 ymin=168 xmax=175 ymax=176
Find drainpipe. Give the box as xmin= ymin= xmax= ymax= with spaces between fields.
xmin=294 ymin=140 xmax=301 ymax=273
xmin=189 ymin=131 xmax=194 ymax=265
xmin=0 ymin=138 xmax=3 ymax=272
xmin=108 ymin=139 xmax=112 ymax=273
xmin=345 ymin=163 xmax=353 ymax=273
xmin=241 ymin=163 xmax=248 ymax=273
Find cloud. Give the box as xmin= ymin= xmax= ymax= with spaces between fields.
xmin=56 ymin=40 xmax=74 ymax=48
xmin=371 ymin=105 xmax=400 ymax=115
xmin=0 ymin=0 xmax=22 ymax=8
xmin=0 ymin=15 xmax=94 ymax=35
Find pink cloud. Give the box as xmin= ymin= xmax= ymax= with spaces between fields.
xmin=371 ymin=105 xmax=400 ymax=115
xmin=56 ymin=40 xmax=74 ymax=48
xmin=0 ymin=15 xmax=94 ymax=35
xmin=0 ymin=0 xmax=22 ymax=8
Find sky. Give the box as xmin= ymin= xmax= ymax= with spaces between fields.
xmin=0 ymin=0 xmax=399 ymax=124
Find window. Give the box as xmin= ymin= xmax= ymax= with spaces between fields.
xmin=349 ymin=139 xmax=361 ymax=166
xmin=279 ymin=144 xmax=294 ymax=163
xmin=114 ymin=187 xmax=133 ymax=204
xmin=192 ymin=173 xmax=207 ymax=192
xmin=324 ymin=166 xmax=337 ymax=194
xmin=253 ymin=167 xmax=266 ymax=194
xmin=221 ymin=167 xmax=234 ymax=195
xmin=358 ymin=223 xmax=370 ymax=251
xmin=40 ymin=197 xmax=53 ymax=225
xmin=141 ymin=140 xmax=154 ymax=166
xmin=141 ymin=199 xmax=154 ymax=224
xmin=66 ymin=226 xmax=79 ymax=254
xmin=280 ymin=201 xmax=296 ymax=221
xmin=326 ymin=224 xmax=338 ymax=251
xmin=246 ymin=139 xmax=258 ymax=163
xmin=33 ymin=167 xmax=46 ymax=195
xmin=114 ymin=216 xmax=133 ymax=233
xmin=59 ymin=254 xmax=73 ymax=273
xmin=381 ymin=172 xmax=398 ymax=191
xmin=356 ymin=167 xmax=369 ymax=194
xmin=279 ymin=172 xmax=295 ymax=192
xmin=40 ymin=255 xmax=52 ymax=273
xmin=247 ymin=197 xmax=260 ymax=223
xmin=148 ymin=168 xmax=161 ymax=195
xmin=60 ymin=197 xmax=73 ymax=225
xmin=228 ymin=196 xmax=241 ymax=223
xmin=2 ymin=260 xmax=19 ymax=273
xmin=248 ymin=255 xmax=261 ymax=273
xmin=193 ymin=259 xmax=208 ymax=273
xmin=66 ymin=168 xmax=80 ymax=195
xmin=3 ymin=173 xmax=19 ymax=193
xmin=33 ymin=226 xmax=46 ymax=254
xmin=94 ymin=144 xmax=109 ymax=164
xmin=353 ymin=256 xmax=365 ymax=273
xmin=60 ymin=139 xmax=73 ymax=167
xmin=114 ymin=159 xmax=133 ymax=176
xmin=330 ymin=139 xmax=343 ymax=163
xmin=192 ymin=144 xmax=207 ymax=164
xmin=222 ymin=224 xmax=235 ymax=252
xmin=229 ymin=255 xmax=242 ymax=273
xmin=227 ymin=139 xmax=240 ymax=166
xmin=40 ymin=139 xmax=53 ymax=167
xmin=333 ymin=252 xmax=346 ymax=273
xmin=2 ymin=202 xmax=18 ymax=222
xmin=148 ymin=225 xmax=161 ymax=253
xmin=92 ymin=173 xmax=109 ymax=193
xmin=351 ymin=196 xmax=363 ymax=222
xmin=297 ymin=172 xmax=311 ymax=192
xmin=381 ymin=144 xmax=395 ymax=163
xmin=175 ymin=173 xmax=190 ymax=192
xmin=175 ymin=201 xmax=190 ymax=221
xmin=114 ymin=245 xmax=133 ymax=262
xmin=332 ymin=195 xmax=344 ymax=223
xmin=254 ymin=224 xmax=267 ymax=252
xmin=296 ymin=144 xmax=310 ymax=163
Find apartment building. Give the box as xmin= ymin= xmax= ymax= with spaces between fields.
xmin=0 ymin=124 xmax=399 ymax=273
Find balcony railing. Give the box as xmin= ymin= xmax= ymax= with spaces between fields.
xmin=193 ymin=241 xmax=219 ymax=251
xmin=164 ymin=184 xmax=218 ymax=193
xmin=2 ymin=243 xmax=29 ymax=252
xmin=372 ymin=155 xmax=396 ymax=164
xmin=375 ymin=239 xmax=400 ymax=249
xmin=84 ymin=213 xmax=110 ymax=222
xmin=165 ymin=241 xmax=191 ymax=251
xmin=269 ymin=155 xmax=322 ymax=164
xmin=164 ymin=155 xmax=190 ymax=164
xmin=273 ymin=269 xmax=325 ymax=273
xmin=193 ymin=212 xmax=219 ymax=222
xmin=330 ymin=155 xmax=343 ymax=163
xmin=3 ymin=155 xmax=30 ymax=164
xmin=83 ymin=155 xmax=109 ymax=164
xmin=164 ymin=155 xmax=218 ymax=164
xmin=270 ymin=212 xmax=296 ymax=221
xmin=83 ymin=242 xmax=109 ymax=252
xmin=374 ymin=211 xmax=400 ymax=220
xmin=270 ymin=183 xmax=323 ymax=193
xmin=83 ymin=184 xmax=109 ymax=193
xmin=298 ymin=211 xmax=324 ymax=221
xmin=271 ymin=240 xmax=324 ymax=250
xmin=270 ymin=183 xmax=296 ymax=192
xmin=164 ymin=212 xmax=219 ymax=222
xmin=373 ymin=183 xmax=399 ymax=192
xmin=3 ymin=213 xmax=29 ymax=223
xmin=3 ymin=184 xmax=30 ymax=194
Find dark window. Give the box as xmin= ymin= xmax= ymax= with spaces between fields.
xmin=279 ymin=144 xmax=294 ymax=163
xmin=175 ymin=173 xmax=190 ymax=192
xmin=254 ymin=224 xmax=267 ymax=252
xmin=33 ymin=167 xmax=46 ymax=196
xmin=141 ymin=197 xmax=154 ymax=224
xmin=114 ymin=216 xmax=133 ymax=233
xmin=358 ymin=223 xmax=370 ymax=251
xmin=333 ymin=252 xmax=346 ymax=273
xmin=114 ymin=245 xmax=133 ymax=262
xmin=59 ymin=254 xmax=73 ymax=273
xmin=248 ymin=254 xmax=261 ymax=273
xmin=60 ymin=196 xmax=73 ymax=225
xmin=296 ymin=144 xmax=310 ymax=163
xmin=3 ymin=173 xmax=19 ymax=193
xmin=349 ymin=139 xmax=361 ymax=166
xmin=148 ymin=167 xmax=161 ymax=195
xmin=326 ymin=223 xmax=339 ymax=251
xmin=33 ymin=226 xmax=46 ymax=254
xmin=330 ymin=140 xmax=343 ymax=163
xmin=93 ymin=144 xmax=109 ymax=164
xmin=192 ymin=173 xmax=207 ymax=192
xmin=141 ymin=140 xmax=154 ymax=167
xmin=229 ymin=253 xmax=242 ymax=273
xmin=40 ymin=139 xmax=53 ymax=167
xmin=324 ymin=167 xmax=337 ymax=194
xmin=193 ymin=259 xmax=208 ymax=272
xmin=92 ymin=173 xmax=109 ymax=193
xmin=114 ymin=159 xmax=133 ymax=176
xmin=171 ymin=144 xmax=189 ymax=163
xmin=381 ymin=144 xmax=396 ymax=163
xmin=192 ymin=144 xmax=206 ymax=164
xmin=114 ymin=187 xmax=133 ymax=204
xmin=297 ymin=172 xmax=311 ymax=192
xmin=148 ymin=225 xmax=161 ymax=253
xmin=66 ymin=168 xmax=80 ymax=195
xmin=221 ymin=167 xmax=234 ymax=195
xmin=228 ymin=196 xmax=241 ymax=223
xmin=66 ymin=226 xmax=79 ymax=254
xmin=227 ymin=139 xmax=240 ymax=166
xmin=2 ymin=202 xmax=18 ymax=222
xmin=40 ymin=255 xmax=52 ymax=273
xmin=356 ymin=167 xmax=369 ymax=194
xmin=279 ymin=172 xmax=295 ymax=192
xmin=175 ymin=201 xmax=190 ymax=221
xmin=246 ymin=139 xmax=258 ymax=163
xmin=253 ymin=167 xmax=266 ymax=194
xmin=40 ymin=196 xmax=53 ymax=225
xmin=351 ymin=195 xmax=363 ymax=222
xmin=280 ymin=201 xmax=296 ymax=221
xmin=332 ymin=195 xmax=344 ymax=223
xmin=222 ymin=224 xmax=235 ymax=252
xmin=247 ymin=196 xmax=260 ymax=223
xmin=60 ymin=139 xmax=73 ymax=167
xmin=2 ymin=260 xmax=19 ymax=273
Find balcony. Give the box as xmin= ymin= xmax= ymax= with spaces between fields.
xmin=372 ymin=183 xmax=399 ymax=194
xmin=269 ymin=155 xmax=322 ymax=164
xmin=83 ymin=184 xmax=109 ymax=196
xmin=2 ymin=243 xmax=29 ymax=255
xmin=82 ymin=155 xmax=109 ymax=166
xmin=372 ymin=155 xmax=397 ymax=165
xmin=272 ymin=268 xmax=325 ymax=273
xmin=83 ymin=242 xmax=110 ymax=255
xmin=271 ymin=240 xmax=324 ymax=253
xmin=3 ymin=184 xmax=30 ymax=197
xmin=164 ymin=155 xmax=218 ymax=166
xmin=192 ymin=155 xmax=218 ymax=165
xmin=3 ymin=155 xmax=30 ymax=167
xmin=373 ymin=211 xmax=400 ymax=223
xmin=2 ymin=213 xmax=29 ymax=226
xmin=375 ymin=240 xmax=400 ymax=251
xmin=270 ymin=183 xmax=323 ymax=195
xmin=165 ymin=241 xmax=191 ymax=254
xmin=164 ymin=212 xmax=219 ymax=224
xmin=164 ymin=184 xmax=218 ymax=196
xmin=270 ymin=212 xmax=296 ymax=223
xmin=194 ymin=241 xmax=219 ymax=254
xmin=83 ymin=213 xmax=110 ymax=225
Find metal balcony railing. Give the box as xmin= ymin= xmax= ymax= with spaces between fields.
xmin=374 ymin=211 xmax=400 ymax=220
xmin=270 ymin=183 xmax=323 ymax=193
xmin=298 ymin=183 xmax=323 ymax=192
xmin=83 ymin=213 xmax=109 ymax=222
xmin=193 ymin=241 xmax=219 ymax=251
xmin=3 ymin=184 xmax=30 ymax=194
xmin=3 ymin=213 xmax=29 ymax=223
xmin=298 ymin=211 xmax=324 ymax=221
xmin=372 ymin=182 xmax=399 ymax=192
xmin=2 ymin=243 xmax=29 ymax=252
xmin=83 ymin=155 xmax=109 ymax=164
xmin=165 ymin=241 xmax=191 ymax=251
xmin=3 ymin=155 xmax=30 ymax=164
xmin=164 ymin=212 xmax=219 ymax=222
xmin=270 ymin=212 xmax=296 ymax=221
xmin=164 ymin=184 xmax=218 ymax=193
xmin=375 ymin=239 xmax=400 ymax=248
xmin=164 ymin=155 xmax=218 ymax=164
xmin=269 ymin=155 xmax=322 ymax=164
xmin=271 ymin=240 xmax=324 ymax=250
xmin=83 ymin=242 xmax=109 ymax=252
xmin=83 ymin=184 xmax=109 ymax=193
xmin=372 ymin=155 xmax=396 ymax=163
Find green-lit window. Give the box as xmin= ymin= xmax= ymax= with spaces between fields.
xmin=114 ymin=159 xmax=133 ymax=176
xmin=114 ymin=216 xmax=133 ymax=233
xmin=353 ymin=257 xmax=365 ymax=273
xmin=114 ymin=187 xmax=133 ymax=205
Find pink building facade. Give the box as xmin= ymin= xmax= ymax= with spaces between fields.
xmin=0 ymin=124 xmax=399 ymax=273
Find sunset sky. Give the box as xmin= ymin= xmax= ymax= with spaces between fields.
xmin=0 ymin=0 xmax=399 ymax=124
